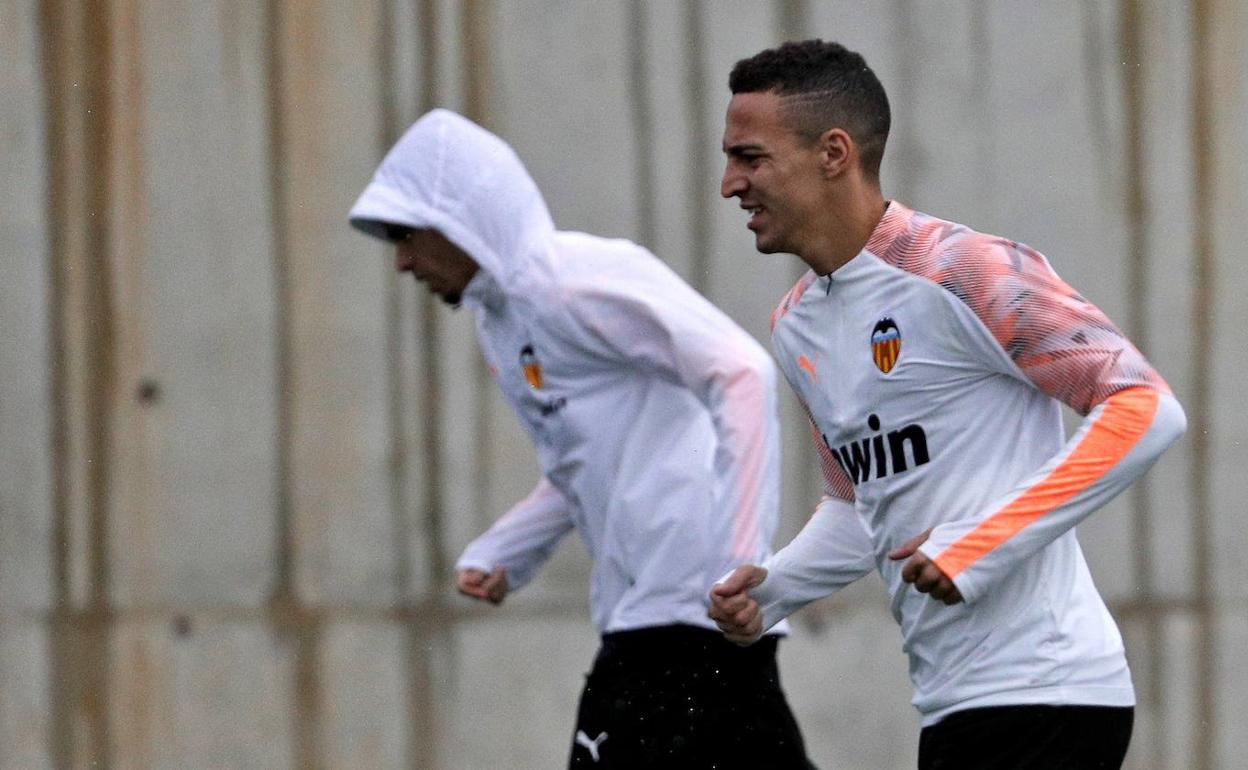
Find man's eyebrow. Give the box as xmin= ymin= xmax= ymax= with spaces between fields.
xmin=723 ymin=142 xmax=764 ymax=156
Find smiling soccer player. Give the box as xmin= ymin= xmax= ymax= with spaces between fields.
xmin=709 ymin=39 xmax=1186 ymax=770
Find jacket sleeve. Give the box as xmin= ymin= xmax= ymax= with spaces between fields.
xmin=455 ymin=476 xmax=576 ymax=591
xmin=751 ymin=494 xmax=877 ymax=631
xmin=563 ymin=264 xmax=780 ymax=563
xmin=747 ymin=392 xmax=876 ymax=629
xmin=916 ymin=236 xmax=1187 ymax=604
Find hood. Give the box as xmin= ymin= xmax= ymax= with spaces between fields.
xmin=349 ymin=109 xmax=556 ymax=289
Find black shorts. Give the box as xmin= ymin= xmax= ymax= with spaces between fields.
xmin=568 ymin=625 xmax=816 ymax=769
xmin=918 ymin=704 xmax=1134 ymax=770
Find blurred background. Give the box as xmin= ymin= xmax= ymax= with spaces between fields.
xmin=2 ymin=0 xmax=1246 ymax=768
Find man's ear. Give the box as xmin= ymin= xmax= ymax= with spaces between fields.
xmin=820 ymin=128 xmax=854 ymax=178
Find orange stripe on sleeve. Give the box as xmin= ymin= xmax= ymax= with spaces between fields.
xmin=933 ymin=388 xmax=1160 ymax=578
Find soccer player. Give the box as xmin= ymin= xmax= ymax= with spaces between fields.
xmin=707 ymin=40 xmax=1186 ymax=769
xmin=349 ymin=109 xmax=815 ymax=769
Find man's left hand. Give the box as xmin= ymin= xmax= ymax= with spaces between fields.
xmin=888 ymin=529 xmax=963 ymax=605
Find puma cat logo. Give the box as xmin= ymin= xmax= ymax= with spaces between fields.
xmin=575 ymin=730 xmax=608 ymax=762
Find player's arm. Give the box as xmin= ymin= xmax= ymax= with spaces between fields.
xmin=455 ymin=476 xmax=575 ymax=603
xmin=905 ymin=239 xmax=1186 ymax=605
xmin=562 ymin=265 xmax=779 ymax=564
xmin=711 ymin=412 xmax=876 ymax=644
xmin=711 ymin=495 xmax=876 ymax=644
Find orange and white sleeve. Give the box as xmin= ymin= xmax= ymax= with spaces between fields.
xmin=748 ymin=397 xmax=876 ymax=632
xmin=917 ymin=236 xmax=1186 ymax=604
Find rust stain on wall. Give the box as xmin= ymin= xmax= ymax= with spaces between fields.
xmin=262 ymin=1 xmax=326 ymax=767
xmin=39 ymin=1 xmax=80 ymax=765
xmin=84 ymin=0 xmax=118 ymax=762
xmin=39 ymin=0 xmax=120 ymax=765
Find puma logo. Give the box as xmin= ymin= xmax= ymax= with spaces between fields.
xmin=798 ymin=353 xmax=819 ymax=382
xmin=575 ymin=730 xmax=608 ymax=762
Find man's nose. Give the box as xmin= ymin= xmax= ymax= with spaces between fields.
xmin=721 ymin=166 xmax=744 ymax=199
xmin=395 ymin=249 xmax=414 ymax=272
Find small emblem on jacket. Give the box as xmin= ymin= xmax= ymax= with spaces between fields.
xmin=575 ymin=730 xmax=608 ymax=762
xmin=871 ymin=317 xmax=901 ymax=373
xmin=519 ymin=344 xmax=543 ymax=389
xmin=797 ymin=353 xmax=819 ymax=382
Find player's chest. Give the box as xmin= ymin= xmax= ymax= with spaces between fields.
xmin=774 ymin=282 xmax=957 ymax=445
xmin=475 ymin=309 xmax=611 ymax=445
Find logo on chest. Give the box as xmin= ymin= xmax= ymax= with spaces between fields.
xmin=518 ymin=343 xmax=566 ymax=417
xmin=797 ymin=353 xmax=820 ymax=382
xmin=871 ymin=317 xmax=901 ymax=374
xmin=519 ymin=344 xmax=543 ymax=389
xmin=823 ymin=413 xmax=930 ymax=485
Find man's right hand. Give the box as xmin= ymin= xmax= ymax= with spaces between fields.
xmin=456 ymin=567 xmax=509 ymax=605
xmin=708 ymin=565 xmax=768 ymax=645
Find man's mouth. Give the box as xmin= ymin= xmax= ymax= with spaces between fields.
xmin=741 ymin=203 xmax=764 ymax=229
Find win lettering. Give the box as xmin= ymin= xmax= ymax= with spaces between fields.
xmin=824 ymin=414 xmax=930 ymax=484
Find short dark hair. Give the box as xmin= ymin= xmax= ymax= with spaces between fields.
xmin=729 ymin=39 xmax=890 ymax=178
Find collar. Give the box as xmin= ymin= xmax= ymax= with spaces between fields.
xmin=864 ymin=200 xmax=915 ymax=260
xmin=459 ymin=267 xmax=505 ymax=312
xmin=815 ymin=201 xmax=915 ymax=293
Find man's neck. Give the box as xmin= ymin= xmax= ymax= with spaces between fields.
xmin=799 ymin=188 xmax=887 ymax=276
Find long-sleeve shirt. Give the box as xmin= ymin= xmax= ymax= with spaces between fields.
xmin=754 ymin=201 xmax=1185 ymax=724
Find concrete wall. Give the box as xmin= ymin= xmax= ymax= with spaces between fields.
xmin=1 ymin=1 xmax=1245 ymax=768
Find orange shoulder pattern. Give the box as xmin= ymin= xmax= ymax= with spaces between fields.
xmin=871 ymin=206 xmax=1169 ymax=415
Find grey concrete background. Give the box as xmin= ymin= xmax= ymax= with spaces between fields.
xmin=1 ymin=1 xmax=1245 ymax=768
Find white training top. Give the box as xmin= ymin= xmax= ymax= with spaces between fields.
xmin=349 ymin=110 xmax=785 ymax=634
xmin=755 ymin=201 xmax=1185 ymax=725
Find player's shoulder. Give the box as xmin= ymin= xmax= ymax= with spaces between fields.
xmin=553 ymin=230 xmax=656 ymax=277
xmin=551 ymin=230 xmax=701 ymax=301
xmin=877 ymin=207 xmax=1033 ymax=274
xmin=875 ymin=206 xmax=1062 ymax=309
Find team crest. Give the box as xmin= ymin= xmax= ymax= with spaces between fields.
xmin=870 ymin=317 xmax=901 ymax=374
xmin=519 ymin=344 xmax=543 ymax=389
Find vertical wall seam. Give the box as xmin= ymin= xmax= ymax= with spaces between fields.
xmin=683 ymin=0 xmax=711 ymax=294
xmin=410 ymin=2 xmax=444 ymax=766
xmin=1082 ymin=0 xmax=1114 ymax=202
xmin=627 ymin=0 xmax=656 ymax=250
xmin=38 ymin=1 xmax=77 ymax=766
xmin=373 ymin=2 xmax=421 ymax=768
xmin=1115 ymin=6 xmax=1165 ymax=768
xmin=969 ymin=1 xmax=994 ymax=216
xmin=462 ymin=0 xmax=491 ymax=127
xmin=83 ymin=0 xmax=116 ymax=623
xmin=379 ymin=0 xmax=413 ymax=610
xmin=264 ymin=0 xmax=295 ymax=611
xmin=888 ymin=0 xmax=920 ymax=203
xmin=417 ymin=1 xmax=447 ymax=595
xmin=80 ymin=2 xmax=118 ymax=766
xmin=776 ymin=0 xmax=808 ymax=41
xmin=263 ymin=2 xmax=325 ymax=768
xmin=463 ymin=0 xmax=494 ymax=537
xmin=1187 ymin=1 xmax=1216 ymax=767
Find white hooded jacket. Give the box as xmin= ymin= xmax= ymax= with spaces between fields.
xmin=350 ymin=110 xmax=784 ymax=634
